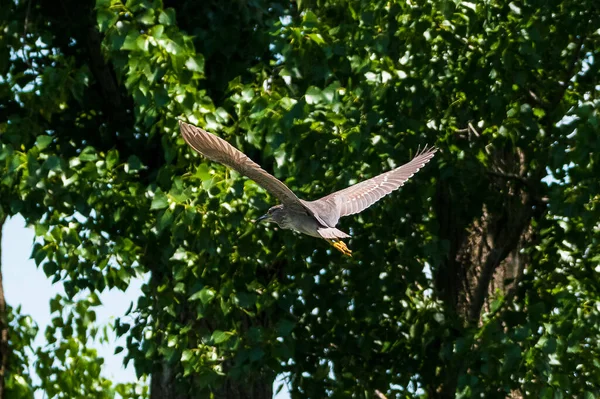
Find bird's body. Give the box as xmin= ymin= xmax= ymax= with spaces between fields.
xmin=180 ymin=121 xmax=436 ymax=256
xmin=262 ymin=202 xmax=349 ymax=239
xmin=268 ymin=204 xmax=322 ymax=238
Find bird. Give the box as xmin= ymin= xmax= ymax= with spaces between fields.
xmin=180 ymin=121 xmax=436 ymax=256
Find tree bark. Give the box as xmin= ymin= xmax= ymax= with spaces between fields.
xmin=214 ymin=378 xmax=273 ymax=399
xmin=149 ymin=359 xmax=274 ymax=399
xmin=150 ymin=362 xmax=190 ymax=399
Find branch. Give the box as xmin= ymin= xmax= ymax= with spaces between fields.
xmin=527 ymin=89 xmax=544 ymax=106
xmin=468 ymin=197 xmax=533 ymax=323
xmin=485 ymin=249 xmax=526 ymax=321
xmin=468 ymin=122 xmax=480 ymax=137
xmin=455 ymin=123 xmax=480 ymax=139
xmin=469 ymin=247 xmax=512 ymax=322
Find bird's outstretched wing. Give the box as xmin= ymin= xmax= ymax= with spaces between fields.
xmin=316 ymin=146 xmax=437 ymax=218
xmin=180 ymin=121 xmax=306 ymax=210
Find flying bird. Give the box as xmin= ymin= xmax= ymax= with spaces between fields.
xmin=180 ymin=121 xmax=436 ymax=256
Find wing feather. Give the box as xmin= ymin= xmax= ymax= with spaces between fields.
xmin=319 ymin=146 xmax=437 ymax=218
xmin=180 ymin=121 xmax=306 ymax=211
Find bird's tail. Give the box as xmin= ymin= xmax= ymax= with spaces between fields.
xmin=317 ymin=228 xmax=350 ymax=240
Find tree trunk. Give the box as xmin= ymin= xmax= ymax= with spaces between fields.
xmin=429 ymin=149 xmax=545 ymax=396
xmin=214 ymin=378 xmax=273 ymax=399
xmin=147 ymin=267 xmax=276 ymax=399
xmin=150 ymin=362 xmax=190 ymax=399
xmin=150 ymin=361 xmax=274 ymax=399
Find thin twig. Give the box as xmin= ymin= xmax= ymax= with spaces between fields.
xmin=527 ymin=89 xmax=543 ymax=105
xmin=467 ymin=122 xmax=480 ymax=137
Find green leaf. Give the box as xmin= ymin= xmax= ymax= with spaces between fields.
xmin=42 ymin=261 xmax=58 ymax=276
xmin=542 ymin=336 xmax=557 ymax=354
xmin=321 ymin=82 xmax=340 ymax=103
xmin=174 ymin=282 xmax=185 ymax=294
xmin=97 ymin=9 xmax=118 ymax=32
xmin=157 ymin=208 xmax=174 ymax=232
xmin=235 ymin=292 xmax=256 ymax=308
xmin=121 ymin=31 xmax=141 ymax=51
xmin=185 ymin=55 xmax=205 ymax=73
xmin=308 ymin=33 xmax=325 ymax=45
xmin=79 ymin=146 xmax=98 ymax=162
xmin=34 ymin=223 xmax=48 ymax=236
xmin=215 ymin=107 xmax=230 ymax=123
xmin=158 ymin=9 xmax=176 ymax=25
xmin=302 ymin=11 xmax=319 ymax=27
xmin=149 ymin=24 xmax=164 ymax=39
xmin=43 ymin=156 xmax=61 ymax=171
xmin=181 ymin=349 xmax=193 ymax=362
xmin=136 ymin=35 xmax=149 ymax=52
xmin=106 ymin=149 xmax=119 ymax=170
xmin=195 ymin=163 xmax=212 ymax=181
xmin=211 ymin=330 xmax=232 ymax=344
xmin=276 ymin=319 xmax=295 ymax=337
xmin=137 ymin=9 xmax=155 ymax=25
xmin=35 ymin=135 xmax=53 ymax=151
xmin=220 ymin=297 xmax=231 ymax=316
xmin=305 ymin=86 xmax=323 ymax=104
xmin=31 ymin=243 xmax=46 ymax=266
xmin=241 ymin=88 xmax=254 ymax=102
xmin=154 ymin=86 xmax=169 ymax=108
xmin=126 ymin=155 xmax=142 ymax=173
xmin=190 ymin=287 xmax=215 ymax=305
xmin=151 ymin=190 xmax=169 ymax=210
xmin=502 ymin=344 xmax=521 ymax=371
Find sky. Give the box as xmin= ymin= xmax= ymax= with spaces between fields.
xmin=2 ymin=215 xmax=289 ymax=398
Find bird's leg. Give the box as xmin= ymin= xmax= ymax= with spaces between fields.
xmin=329 ymin=239 xmax=352 ymax=257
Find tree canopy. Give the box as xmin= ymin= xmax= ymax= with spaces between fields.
xmin=1 ymin=0 xmax=599 ymax=398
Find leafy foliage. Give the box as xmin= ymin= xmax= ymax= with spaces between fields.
xmin=5 ymin=306 xmax=36 ymax=399
xmin=1 ymin=0 xmax=599 ymax=398
xmin=6 ymin=298 xmax=146 ymax=399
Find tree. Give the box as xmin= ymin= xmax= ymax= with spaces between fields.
xmin=5 ymin=293 xmax=147 ymax=399
xmin=1 ymin=0 xmax=599 ymax=398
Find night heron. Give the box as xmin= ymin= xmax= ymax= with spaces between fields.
xmin=180 ymin=121 xmax=436 ymax=256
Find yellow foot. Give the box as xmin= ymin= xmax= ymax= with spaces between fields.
xmin=330 ymin=240 xmax=352 ymax=257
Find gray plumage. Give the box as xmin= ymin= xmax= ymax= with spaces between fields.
xmin=180 ymin=121 xmax=436 ymax=256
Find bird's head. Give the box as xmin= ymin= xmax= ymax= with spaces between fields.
xmin=255 ymin=205 xmax=285 ymax=226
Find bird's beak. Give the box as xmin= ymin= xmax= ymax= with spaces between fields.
xmin=255 ymin=213 xmax=270 ymax=223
